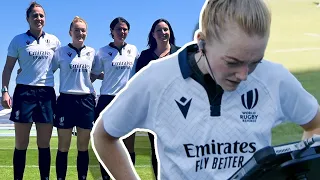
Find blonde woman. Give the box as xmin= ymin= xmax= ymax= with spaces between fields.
xmin=92 ymin=0 xmax=320 ymax=180
xmin=52 ymin=16 xmax=96 ymax=180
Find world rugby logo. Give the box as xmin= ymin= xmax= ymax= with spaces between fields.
xmin=241 ymin=88 xmax=259 ymax=110
xmin=240 ymin=88 xmax=259 ymax=122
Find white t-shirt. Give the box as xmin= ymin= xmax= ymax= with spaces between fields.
xmin=52 ymin=44 xmax=95 ymax=94
xmin=100 ymin=43 xmax=319 ymax=180
xmin=7 ymin=30 xmax=61 ymax=87
xmin=91 ymin=43 xmax=139 ymax=95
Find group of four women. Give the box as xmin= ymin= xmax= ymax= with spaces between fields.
xmin=1 ymin=1 xmax=180 ymax=180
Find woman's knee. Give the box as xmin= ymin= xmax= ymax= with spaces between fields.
xmin=36 ymin=123 xmax=53 ymax=148
xmin=76 ymin=127 xmax=91 ymax=151
xmin=57 ymin=129 xmax=73 ymax=151
xmin=14 ymin=123 xmax=32 ymax=149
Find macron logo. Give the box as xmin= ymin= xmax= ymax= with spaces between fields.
xmin=175 ymin=97 xmax=192 ymax=119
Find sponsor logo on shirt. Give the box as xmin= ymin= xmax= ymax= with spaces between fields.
xmin=111 ymin=61 xmax=133 ymax=70
xmin=69 ymin=63 xmax=91 ymax=72
xmin=28 ymin=50 xmax=52 ymax=60
xmin=183 ymin=139 xmax=257 ymax=172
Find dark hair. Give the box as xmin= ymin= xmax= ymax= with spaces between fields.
xmin=109 ymin=17 xmax=130 ymax=38
xmin=26 ymin=1 xmax=44 ymax=18
xmin=147 ymin=18 xmax=176 ymax=50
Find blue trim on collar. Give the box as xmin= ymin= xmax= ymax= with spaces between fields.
xmin=68 ymin=43 xmax=86 ymax=57
xmin=26 ymin=30 xmax=45 ymax=38
xmin=178 ymin=43 xmax=198 ymax=79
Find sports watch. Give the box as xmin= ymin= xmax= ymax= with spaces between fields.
xmin=1 ymin=86 xmax=8 ymax=93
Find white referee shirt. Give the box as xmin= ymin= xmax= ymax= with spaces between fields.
xmin=100 ymin=43 xmax=319 ymax=180
xmin=52 ymin=43 xmax=95 ymax=94
xmin=7 ymin=30 xmax=61 ymax=87
xmin=91 ymin=43 xmax=139 ymax=95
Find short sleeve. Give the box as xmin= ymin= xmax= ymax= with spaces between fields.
xmin=7 ymin=36 xmax=19 ymax=58
xmin=51 ymin=50 xmax=60 ymax=72
xmin=55 ymin=38 xmax=61 ymax=51
xmin=129 ymin=47 xmax=140 ymax=79
xmin=91 ymin=52 xmax=104 ymax=75
xmin=279 ymin=68 xmax=319 ymax=125
xmin=100 ymin=65 xmax=156 ymax=137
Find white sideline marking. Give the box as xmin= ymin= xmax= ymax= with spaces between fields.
xmin=0 ymin=109 xmax=11 ymax=116
xmin=0 ymin=165 xmax=150 ymax=168
xmin=272 ymin=47 xmax=320 ymax=53
xmin=304 ymin=33 xmax=320 ymax=37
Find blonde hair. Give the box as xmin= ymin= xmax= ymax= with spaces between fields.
xmin=200 ymin=0 xmax=271 ymax=42
xmin=69 ymin=16 xmax=87 ymax=31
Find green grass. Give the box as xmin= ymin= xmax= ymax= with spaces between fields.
xmin=0 ymin=136 xmax=156 ymax=180
xmin=1 ymin=0 xmax=320 ymax=179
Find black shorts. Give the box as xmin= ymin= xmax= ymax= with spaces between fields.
xmin=54 ymin=93 xmax=96 ymax=129
xmin=10 ymin=84 xmax=56 ymax=124
xmin=94 ymin=95 xmax=115 ymax=122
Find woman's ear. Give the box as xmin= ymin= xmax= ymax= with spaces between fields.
xmin=197 ymin=32 xmax=206 ymax=54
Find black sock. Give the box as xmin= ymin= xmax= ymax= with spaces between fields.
xmin=13 ymin=148 xmax=27 ymax=180
xmin=151 ymin=151 xmax=158 ymax=179
xmin=148 ymin=133 xmax=158 ymax=179
xmin=38 ymin=147 xmax=51 ymax=180
xmin=77 ymin=150 xmax=89 ymax=180
xmin=56 ymin=150 xmax=68 ymax=180
xmin=100 ymin=163 xmax=110 ymax=180
xmin=130 ymin=152 xmax=136 ymax=165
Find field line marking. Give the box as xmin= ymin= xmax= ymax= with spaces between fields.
xmin=304 ymin=33 xmax=320 ymax=37
xmin=272 ymin=47 xmax=320 ymax=53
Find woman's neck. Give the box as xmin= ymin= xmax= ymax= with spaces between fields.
xmin=154 ymin=42 xmax=171 ymax=57
xmin=113 ymin=41 xmax=125 ymax=49
xmin=71 ymin=42 xmax=84 ymax=50
xmin=29 ymin=29 xmax=43 ymax=38
xmin=194 ymin=51 xmax=209 ymax=75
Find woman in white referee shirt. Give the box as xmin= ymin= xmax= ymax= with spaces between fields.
xmin=90 ymin=17 xmax=139 ymax=180
xmin=52 ymin=16 xmax=96 ymax=180
xmin=1 ymin=2 xmax=60 ymax=180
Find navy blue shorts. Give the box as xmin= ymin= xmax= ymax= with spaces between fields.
xmin=94 ymin=95 xmax=115 ymax=122
xmin=10 ymin=84 xmax=56 ymax=124
xmin=54 ymin=93 xmax=96 ymax=129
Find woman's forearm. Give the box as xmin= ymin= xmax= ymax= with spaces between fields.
xmin=92 ymin=119 xmax=139 ymax=180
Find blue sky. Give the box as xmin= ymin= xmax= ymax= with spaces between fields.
xmin=0 ymin=0 xmax=204 ymax=95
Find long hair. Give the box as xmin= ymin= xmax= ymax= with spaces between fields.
xmin=147 ymin=18 xmax=176 ymax=50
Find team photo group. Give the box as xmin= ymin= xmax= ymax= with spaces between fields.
xmin=1 ymin=0 xmax=320 ymax=180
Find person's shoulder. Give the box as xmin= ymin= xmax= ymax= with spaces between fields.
xmin=132 ymin=55 xmax=180 ymax=89
xmin=126 ymin=43 xmax=139 ymax=53
xmin=54 ymin=45 xmax=69 ymax=55
xmin=171 ymin=44 xmax=181 ymax=53
xmin=85 ymin=45 xmax=95 ymax=52
xmin=126 ymin=43 xmax=137 ymax=49
xmin=256 ymin=60 xmax=289 ymax=74
xmin=57 ymin=44 xmax=69 ymax=50
xmin=96 ymin=45 xmax=112 ymax=55
xmin=10 ymin=32 xmax=28 ymax=42
xmin=251 ymin=59 xmax=293 ymax=83
xmin=144 ymin=51 xmax=181 ymax=76
xmin=138 ymin=48 xmax=152 ymax=58
xmin=44 ymin=32 xmax=60 ymax=41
